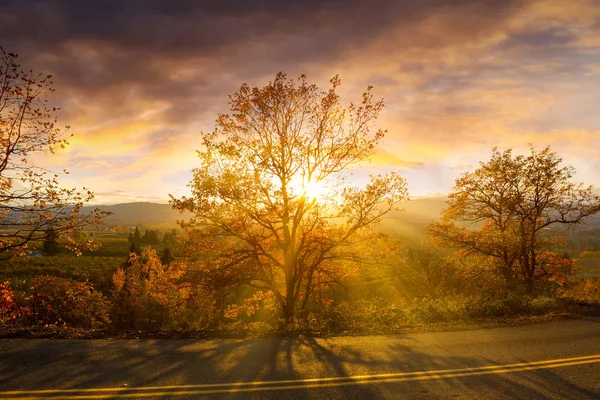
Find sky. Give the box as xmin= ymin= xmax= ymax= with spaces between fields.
xmin=1 ymin=0 xmax=600 ymax=204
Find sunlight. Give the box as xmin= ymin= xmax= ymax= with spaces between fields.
xmin=303 ymin=179 xmax=329 ymax=201
xmin=288 ymin=176 xmax=330 ymax=202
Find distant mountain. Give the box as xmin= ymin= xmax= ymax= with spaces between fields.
xmin=84 ymin=202 xmax=189 ymax=227
xmin=86 ymin=196 xmax=600 ymax=237
xmin=86 ymin=198 xmax=449 ymax=232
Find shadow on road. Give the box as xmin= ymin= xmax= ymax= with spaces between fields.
xmin=1 ymin=327 xmax=599 ymax=399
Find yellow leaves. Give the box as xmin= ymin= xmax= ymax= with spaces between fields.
xmin=171 ymin=73 xmax=411 ymax=319
xmin=112 ymin=268 xmax=125 ymax=292
xmin=432 ymin=145 xmax=600 ymax=293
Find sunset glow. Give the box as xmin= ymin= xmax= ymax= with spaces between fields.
xmin=0 ymin=0 xmax=599 ymax=204
xmin=2 ymin=2 xmax=600 ymax=388
xmin=296 ymin=178 xmax=330 ymax=202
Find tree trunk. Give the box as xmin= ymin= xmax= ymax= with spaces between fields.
xmin=283 ymin=296 xmax=295 ymax=322
xmin=525 ymin=278 xmax=534 ymax=295
xmin=501 ymin=265 xmax=516 ymax=291
xmin=283 ymin=261 xmax=296 ymax=322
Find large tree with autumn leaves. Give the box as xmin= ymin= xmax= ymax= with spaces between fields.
xmin=0 ymin=47 xmax=106 ymax=258
xmin=172 ymin=73 xmax=408 ymax=321
xmin=429 ymin=146 xmax=600 ymax=294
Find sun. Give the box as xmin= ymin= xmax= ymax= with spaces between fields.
xmin=289 ymin=176 xmax=330 ymax=202
xmin=302 ymin=179 xmax=328 ymax=201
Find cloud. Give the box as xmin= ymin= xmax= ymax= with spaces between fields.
xmin=367 ymin=147 xmax=425 ymax=168
xmin=1 ymin=0 xmax=599 ymax=203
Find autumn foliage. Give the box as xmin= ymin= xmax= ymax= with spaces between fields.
xmin=172 ymin=73 xmax=408 ymax=321
xmin=1 ymin=55 xmax=599 ymax=335
xmin=0 ymin=276 xmax=109 ymax=328
xmin=0 ymin=47 xmax=107 ymax=259
xmin=111 ymin=247 xmax=217 ymax=331
xmin=429 ymin=146 xmax=599 ymax=294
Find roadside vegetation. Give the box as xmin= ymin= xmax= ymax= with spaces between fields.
xmin=1 ymin=231 xmax=599 ymax=338
xmin=1 ymin=52 xmax=599 ymax=338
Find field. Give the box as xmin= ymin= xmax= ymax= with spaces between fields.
xmin=2 ymin=222 xmax=600 ymax=297
xmin=0 ymin=232 xmax=176 ymax=295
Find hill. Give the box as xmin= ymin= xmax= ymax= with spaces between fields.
xmin=87 ymin=197 xmax=600 ymax=241
xmin=87 ymin=198 xmax=449 ymax=234
xmin=85 ymin=202 xmax=189 ymax=228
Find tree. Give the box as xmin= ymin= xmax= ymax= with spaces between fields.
xmin=162 ymin=229 xmax=177 ymax=247
xmin=172 ymin=73 xmax=408 ymax=321
xmin=429 ymin=146 xmax=600 ymax=294
xmin=0 ymin=47 xmax=106 ymax=258
xmin=404 ymin=243 xmax=453 ymax=297
xmin=111 ymin=247 xmax=185 ymax=329
xmin=133 ymin=227 xmax=141 ymax=243
xmin=160 ymin=246 xmax=175 ymax=266
xmin=141 ymin=228 xmax=160 ymax=245
xmin=42 ymin=227 xmax=59 ymax=256
xmin=128 ymin=241 xmax=140 ymax=257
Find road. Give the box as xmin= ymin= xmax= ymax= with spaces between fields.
xmin=0 ymin=318 xmax=599 ymax=399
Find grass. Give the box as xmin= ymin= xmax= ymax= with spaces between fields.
xmin=0 ymin=235 xmax=181 ymax=293
xmin=0 ymin=255 xmax=123 ymax=295
xmin=2 ymin=303 xmax=597 ymax=339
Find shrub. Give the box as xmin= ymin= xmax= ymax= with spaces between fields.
xmin=299 ymin=298 xmax=407 ymax=333
xmin=406 ymin=297 xmax=466 ymax=323
xmin=0 ymin=281 xmax=16 ymax=324
xmin=8 ymin=276 xmax=110 ymax=328
xmin=111 ymin=247 xmax=192 ymax=330
xmin=529 ymin=296 xmax=559 ymax=314
xmin=562 ymin=278 xmax=600 ymax=304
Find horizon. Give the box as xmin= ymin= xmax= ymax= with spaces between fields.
xmin=87 ymin=194 xmax=452 ymax=207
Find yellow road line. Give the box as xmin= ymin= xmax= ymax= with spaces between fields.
xmin=1 ymin=354 xmax=599 ymax=399
xmin=4 ymin=353 xmax=599 ymax=394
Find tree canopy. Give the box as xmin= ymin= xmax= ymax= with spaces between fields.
xmin=0 ymin=47 xmax=106 ymax=258
xmin=172 ymin=73 xmax=408 ymax=320
xmin=429 ymin=146 xmax=600 ymax=294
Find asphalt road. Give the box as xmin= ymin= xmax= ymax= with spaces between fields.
xmin=1 ymin=318 xmax=599 ymax=399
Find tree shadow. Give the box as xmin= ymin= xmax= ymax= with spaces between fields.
xmin=0 ymin=331 xmax=599 ymax=399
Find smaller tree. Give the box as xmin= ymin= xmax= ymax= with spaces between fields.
xmin=162 ymin=229 xmax=178 ymax=247
xmin=404 ymin=243 xmax=455 ymax=297
xmin=128 ymin=241 xmax=140 ymax=257
xmin=133 ymin=227 xmax=141 ymax=243
xmin=42 ymin=228 xmax=59 ymax=256
xmin=160 ymin=246 xmax=174 ymax=266
xmin=429 ymin=146 xmax=600 ymax=294
xmin=111 ymin=247 xmax=184 ymax=330
xmin=0 ymin=47 xmax=107 ymax=258
xmin=141 ymin=229 xmax=160 ymax=245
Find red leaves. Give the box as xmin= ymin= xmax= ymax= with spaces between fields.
xmin=0 ymin=281 xmax=16 ymax=319
xmin=1 ymin=276 xmax=109 ymax=328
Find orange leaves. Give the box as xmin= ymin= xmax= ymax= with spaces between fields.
xmin=0 ymin=47 xmax=107 ymax=258
xmin=110 ymin=247 xmax=189 ymax=329
xmin=225 ymin=290 xmax=278 ymax=320
xmin=2 ymin=276 xmax=110 ymax=328
xmin=431 ymin=145 xmax=600 ymax=294
xmin=171 ymin=73 xmax=408 ymax=320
